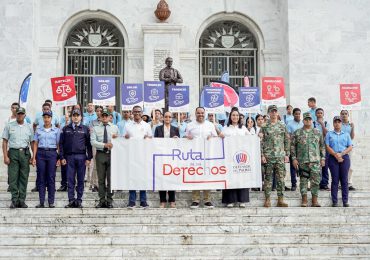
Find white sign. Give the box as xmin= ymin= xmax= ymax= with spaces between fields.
xmin=111 ymin=136 xmax=262 ymax=191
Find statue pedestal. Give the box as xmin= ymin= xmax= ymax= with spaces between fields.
xmin=142 ymin=24 xmax=182 ymax=81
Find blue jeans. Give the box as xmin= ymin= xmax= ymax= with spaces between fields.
xmin=129 ymin=190 xmax=147 ymax=204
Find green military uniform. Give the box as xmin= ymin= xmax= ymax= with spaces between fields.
xmin=260 ymin=105 xmax=290 ymax=199
xmin=291 ymin=112 xmax=325 ymax=198
xmin=90 ymin=109 xmax=119 ymax=207
xmin=2 ymin=108 xmax=34 ymax=207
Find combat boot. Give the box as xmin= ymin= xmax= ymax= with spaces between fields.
xmin=277 ymin=196 xmax=288 ymax=207
xmin=312 ymin=195 xmax=321 ymax=207
xmin=263 ymin=197 xmax=271 ymax=208
xmin=301 ymin=194 xmax=308 ymax=207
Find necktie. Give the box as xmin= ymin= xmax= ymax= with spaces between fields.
xmin=103 ymin=124 xmax=108 ymax=152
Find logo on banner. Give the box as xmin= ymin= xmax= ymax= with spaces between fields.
xmin=174 ymin=93 xmax=184 ymax=106
xmin=244 ymin=94 xmax=255 ymax=106
xmin=234 ymin=151 xmax=249 ymax=164
xmin=56 ymin=84 xmax=72 ymax=97
xmin=149 ymin=88 xmax=160 ymax=101
xmin=126 ymin=90 xmax=138 ymax=103
xmin=210 ymin=94 xmax=221 ymax=107
xmin=340 ymin=84 xmax=361 ymax=110
xmin=97 ymin=83 xmax=111 ymax=98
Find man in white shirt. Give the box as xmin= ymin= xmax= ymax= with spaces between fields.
xmin=186 ymin=107 xmax=219 ymax=209
xmin=125 ymin=105 xmax=152 ymax=208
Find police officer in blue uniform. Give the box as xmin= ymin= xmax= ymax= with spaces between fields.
xmin=32 ymin=111 xmax=61 ymax=208
xmin=60 ymin=109 xmax=93 ymax=208
xmin=326 ymin=116 xmax=353 ymax=207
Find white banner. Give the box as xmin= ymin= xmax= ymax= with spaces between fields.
xmin=111 ymin=136 xmax=262 ymax=190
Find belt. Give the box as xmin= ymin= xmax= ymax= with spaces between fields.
xmin=38 ymin=148 xmax=57 ymax=151
xmin=97 ymin=150 xmax=111 ymax=154
xmin=10 ymin=147 xmax=28 ymax=151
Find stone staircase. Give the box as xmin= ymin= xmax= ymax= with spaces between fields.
xmin=0 ymin=137 xmax=369 ymax=259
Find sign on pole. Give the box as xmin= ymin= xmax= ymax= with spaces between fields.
xmin=239 ymin=87 xmax=261 ymax=114
xmin=168 ymin=85 xmax=190 ymax=113
xmin=340 ymin=84 xmax=361 ymax=110
xmin=121 ymin=83 xmax=143 ymax=110
xmin=144 ymin=81 xmax=165 ymax=109
xmin=51 ymin=76 xmax=77 ymax=107
xmin=261 ymin=77 xmax=286 ymax=107
xmin=203 ymin=86 xmax=225 ymax=113
xmin=92 ymin=77 xmax=116 ymax=106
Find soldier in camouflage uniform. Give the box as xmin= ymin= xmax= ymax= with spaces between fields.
xmin=260 ymin=105 xmax=290 ymax=207
xmin=291 ymin=112 xmax=325 ymax=207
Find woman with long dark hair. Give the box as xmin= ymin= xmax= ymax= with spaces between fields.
xmin=221 ymin=107 xmax=250 ymax=208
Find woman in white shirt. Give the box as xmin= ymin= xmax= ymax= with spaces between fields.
xmin=221 ymin=108 xmax=250 ymax=208
xmin=246 ymin=116 xmax=256 ymax=135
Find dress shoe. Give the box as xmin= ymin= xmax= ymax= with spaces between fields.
xmin=49 ymin=204 xmax=55 ymax=208
xmin=349 ymin=186 xmax=356 ymax=191
xmin=18 ymin=202 xmax=28 ymax=208
xmin=31 ymin=187 xmax=38 ymax=192
xmin=75 ymin=201 xmax=83 ymax=208
xmin=65 ymin=200 xmax=76 ymax=208
xmin=57 ymin=186 xmax=67 ymax=192
xmin=291 ymin=186 xmax=297 ymax=191
xmin=332 ymin=203 xmax=338 ymax=207
xmin=9 ymin=201 xmax=17 ymax=209
xmin=343 ymin=203 xmax=350 ymax=207
xmin=36 ymin=204 xmax=45 ymax=208
xmin=106 ymin=202 xmax=113 ymax=208
xmin=96 ymin=201 xmax=106 ymax=208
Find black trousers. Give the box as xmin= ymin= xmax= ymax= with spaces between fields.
xmin=222 ymin=189 xmax=250 ymax=204
xmin=159 ymin=191 xmax=176 ymax=203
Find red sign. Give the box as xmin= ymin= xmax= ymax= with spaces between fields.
xmin=340 ymin=84 xmax=361 ymax=110
xmin=51 ymin=76 xmax=77 ymax=107
xmin=261 ymin=77 xmax=286 ymax=106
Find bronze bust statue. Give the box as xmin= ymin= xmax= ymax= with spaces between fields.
xmin=159 ymin=57 xmax=183 ymax=110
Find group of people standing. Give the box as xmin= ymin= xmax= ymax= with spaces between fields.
xmin=1 ymin=96 xmax=354 ymax=209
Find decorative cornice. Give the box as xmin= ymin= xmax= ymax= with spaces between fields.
xmin=142 ymin=24 xmax=182 ymax=34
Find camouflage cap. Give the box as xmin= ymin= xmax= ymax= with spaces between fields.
xmin=101 ymin=108 xmax=111 ymax=116
xmin=303 ymin=112 xmax=312 ymax=120
xmin=267 ymin=105 xmax=278 ymax=113
xmin=16 ymin=107 xmax=26 ymax=114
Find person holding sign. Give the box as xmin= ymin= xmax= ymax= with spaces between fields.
xmin=125 ymin=105 xmax=152 ymax=209
xmin=154 ymin=111 xmax=180 ymax=208
xmin=60 ymin=109 xmax=93 ymax=208
xmin=221 ymin=108 xmax=250 ymax=208
xmin=260 ymin=105 xmax=290 ymax=208
xmin=291 ymin=112 xmax=325 ymax=207
xmin=326 ymin=116 xmax=352 ymax=207
xmin=32 ymin=111 xmax=60 ymax=208
xmin=186 ymin=107 xmax=219 ymax=209
xmin=91 ymin=108 xmax=119 ymax=208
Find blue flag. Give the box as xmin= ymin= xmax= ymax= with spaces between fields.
xmin=19 ymin=73 xmax=32 ymax=109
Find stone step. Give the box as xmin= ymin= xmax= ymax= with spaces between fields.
xmin=0 ymin=244 xmax=369 ymax=258
xmin=1 ymin=222 xmax=370 ymax=235
xmin=0 ymin=233 xmax=369 ymax=246
xmin=1 ymin=213 xmax=369 ymax=225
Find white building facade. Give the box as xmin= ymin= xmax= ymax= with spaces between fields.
xmin=1 ymin=0 xmax=370 ymax=135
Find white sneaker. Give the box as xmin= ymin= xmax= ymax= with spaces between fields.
xmin=239 ymin=203 xmax=246 ymax=208
xmin=226 ymin=203 xmax=234 ymax=208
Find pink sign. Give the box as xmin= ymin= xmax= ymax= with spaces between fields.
xmin=340 ymin=84 xmax=361 ymax=110
xmin=261 ymin=77 xmax=286 ymax=107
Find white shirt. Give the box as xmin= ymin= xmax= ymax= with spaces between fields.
xmin=185 ymin=120 xmax=218 ymax=138
xmin=256 ymin=126 xmax=261 ymax=135
xmin=222 ymin=125 xmax=250 ymax=136
xmin=246 ymin=127 xmax=256 ymax=135
xmin=164 ymin=125 xmax=171 ymax=138
xmin=125 ymin=120 xmax=152 ymax=139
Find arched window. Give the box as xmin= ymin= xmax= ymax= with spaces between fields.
xmin=65 ymin=18 xmax=124 ymax=110
xmin=199 ymin=20 xmax=258 ymax=89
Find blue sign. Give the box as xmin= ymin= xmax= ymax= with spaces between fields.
xmin=203 ymin=87 xmax=224 ymax=113
xmin=144 ymin=81 xmax=165 ymax=109
xmin=19 ymin=73 xmax=32 ymax=109
xmin=121 ymin=83 xmax=143 ymax=110
xmin=92 ymin=77 xmax=116 ymax=105
xmin=169 ymin=86 xmax=189 ymax=112
xmin=239 ymin=87 xmax=261 ymax=113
